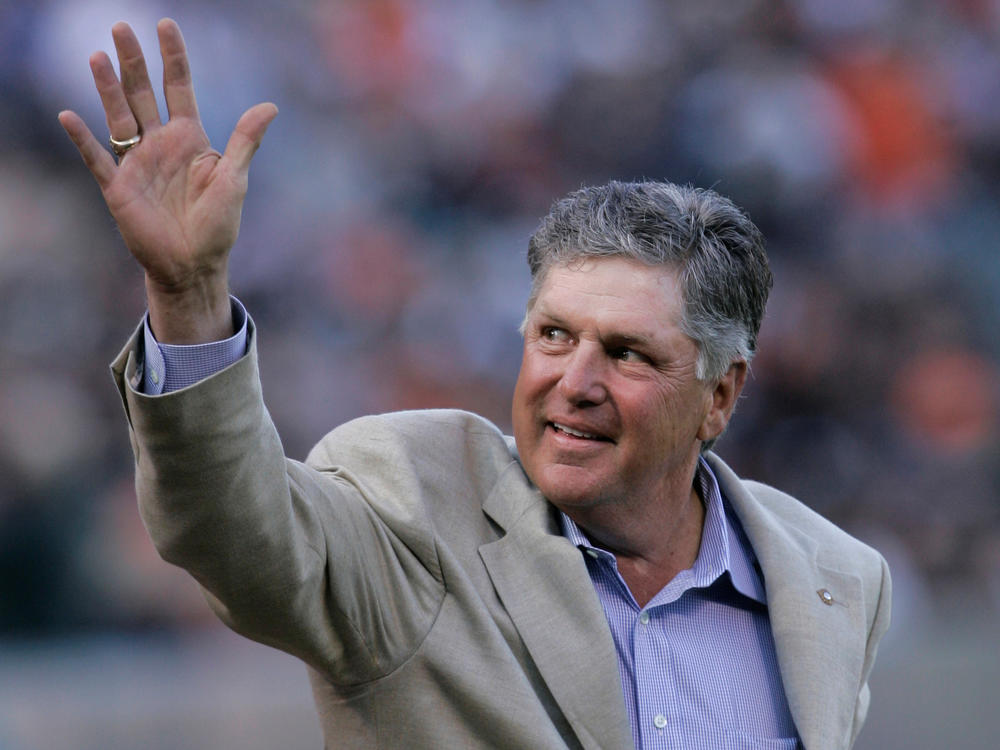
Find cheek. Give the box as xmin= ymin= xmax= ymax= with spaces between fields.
xmin=512 ymin=354 xmax=560 ymax=445
xmin=653 ymin=386 xmax=711 ymax=438
xmin=513 ymin=353 xmax=552 ymax=401
xmin=512 ymin=387 xmax=542 ymax=480
xmin=632 ymin=386 xmax=693 ymax=437
xmin=511 ymin=364 xmax=537 ymax=436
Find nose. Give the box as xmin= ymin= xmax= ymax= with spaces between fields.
xmin=557 ymin=344 xmax=608 ymax=406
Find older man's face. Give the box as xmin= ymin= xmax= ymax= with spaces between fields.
xmin=512 ymin=257 xmax=728 ymax=517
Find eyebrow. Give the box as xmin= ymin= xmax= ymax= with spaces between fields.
xmin=604 ymin=332 xmax=656 ymax=350
xmin=532 ymin=308 xmax=659 ymax=349
xmin=532 ymin=308 xmax=568 ymax=327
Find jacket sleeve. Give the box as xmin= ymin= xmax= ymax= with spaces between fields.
xmin=111 ymin=320 xmax=445 ymax=686
xmin=850 ymin=551 xmax=892 ymax=746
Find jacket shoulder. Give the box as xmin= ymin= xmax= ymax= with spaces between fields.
xmin=308 ymin=408 xmax=513 ymax=466
xmin=745 ymin=479 xmax=862 ymax=545
xmin=305 ymin=409 xmax=519 ymax=517
xmin=707 ymin=453 xmax=885 ymax=570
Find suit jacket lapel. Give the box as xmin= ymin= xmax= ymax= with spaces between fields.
xmin=479 ymin=462 xmax=633 ymax=750
xmin=708 ymin=454 xmax=866 ymax=750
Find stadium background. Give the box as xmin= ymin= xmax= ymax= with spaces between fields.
xmin=1 ymin=0 xmax=998 ymax=746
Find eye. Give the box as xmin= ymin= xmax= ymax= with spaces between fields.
xmin=611 ymin=347 xmax=649 ymax=364
xmin=541 ymin=326 xmax=570 ymax=343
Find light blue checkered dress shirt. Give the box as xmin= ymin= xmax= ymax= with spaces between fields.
xmin=140 ymin=299 xmax=801 ymax=749
xmin=560 ymin=459 xmax=800 ymax=749
xmin=140 ymin=298 xmax=249 ymax=395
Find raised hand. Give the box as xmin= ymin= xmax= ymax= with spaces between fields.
xmin=59 ymin=18 xmax=277 ymax=343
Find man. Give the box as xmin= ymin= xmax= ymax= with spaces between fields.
xmin=59 ymin=19 xmax=890 ymax=750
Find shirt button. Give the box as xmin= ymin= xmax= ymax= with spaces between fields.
xmin=639 ymin=611 xmax=650 ymax=625
xmin=586 ymin=549 xmax=599 ymax=559
xmin=151 ymin=370 xmax=160 ymax=384
xmin=653 ymin=714 xmax=668 ymax=729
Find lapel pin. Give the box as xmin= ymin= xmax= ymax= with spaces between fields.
xmin=817 ymin=588 xmax=834 ymax=606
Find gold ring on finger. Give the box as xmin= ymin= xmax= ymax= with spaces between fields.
xmin=109 ymin=133 xmax=142 ymax=159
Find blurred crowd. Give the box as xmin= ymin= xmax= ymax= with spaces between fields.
xmin=2 ymin=0 xmax=999 ymax=638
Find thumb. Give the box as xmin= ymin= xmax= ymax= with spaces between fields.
xmin=222 ymin=102 xmax=278 ymax=173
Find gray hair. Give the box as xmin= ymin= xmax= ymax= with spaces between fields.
xmin=524 ymin=180 xmax=772 ymax=383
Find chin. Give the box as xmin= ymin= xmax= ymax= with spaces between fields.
xmin=531 ymin=467 xmax=607 ymax=510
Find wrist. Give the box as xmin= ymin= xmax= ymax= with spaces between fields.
xmin=145 ymin=269 xmax=234 ymax=344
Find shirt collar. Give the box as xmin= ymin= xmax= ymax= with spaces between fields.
xmin=558 ymin=456 xmax=766 ymax=605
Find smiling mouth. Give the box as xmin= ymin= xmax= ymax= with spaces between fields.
xmin=550 ymin=422 xmax=611 ymax=441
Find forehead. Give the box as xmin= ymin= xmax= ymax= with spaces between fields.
xmin=532 ymin=257 xmax=685 ymax=333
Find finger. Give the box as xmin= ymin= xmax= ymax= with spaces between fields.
xmin=222 ymin=102 xmax=279 ymax=173
xmin=58 ymin=110 xmax=117 ymax=188
xmin=90 ymin=50 xmax=138 ymax=140
xmin=157 ymin=18 xmax=200 ymax=121
xmin=111 ymin=21 xmax=162 ymax=131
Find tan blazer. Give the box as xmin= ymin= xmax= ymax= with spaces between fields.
xmin=113 ymin=323 xmax=890 ymax=750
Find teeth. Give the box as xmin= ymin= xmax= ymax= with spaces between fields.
xmin=553 ymin=423 xmax=599 ymax=439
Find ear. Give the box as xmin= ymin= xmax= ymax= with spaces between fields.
xmin=697 ymin=360 xmax=748 ymax=443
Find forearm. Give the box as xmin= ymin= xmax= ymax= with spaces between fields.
xmin=113 ymin=324 xmax=441 ymax=682
xmin=123 ymin=339 xmax=348 ymax=678
xmin=146 ymin=268 xmax=233 ymax=344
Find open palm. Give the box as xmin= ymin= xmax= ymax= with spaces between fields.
xmin=103 ymin=113 xmax=248 ymax=287
xmin=59 ymin=19 xmax=276 ymax=338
